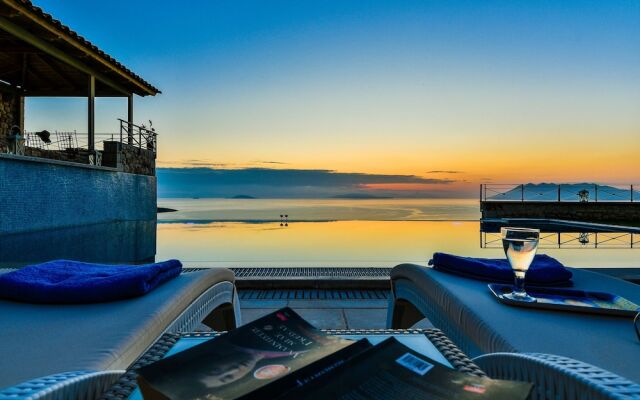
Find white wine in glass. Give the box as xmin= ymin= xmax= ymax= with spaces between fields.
xmin=501 ymin=227 xmax=540 ymax=302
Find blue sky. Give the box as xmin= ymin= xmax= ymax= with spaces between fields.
xmin=26 ymin=0 xmax=640 ymax=195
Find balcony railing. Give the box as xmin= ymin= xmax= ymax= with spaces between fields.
xmin=118 ymin=119 xmax=157 ymax=153
xmin=480 ymin=184 xmax=639 ymax=203
xmin=481 ymin=231 xmax=639 ymax=249
xmin=21 ymin=120 xmax=157 ymax=155
xmin=9 ymin=119 xmax=157 ymax=174
xmin=25 ymin=131 xmax=117 ymax=152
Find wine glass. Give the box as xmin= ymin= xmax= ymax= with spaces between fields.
xmin=501 ymin=227 xmax=540 ymax=302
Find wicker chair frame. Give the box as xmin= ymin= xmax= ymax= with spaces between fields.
xmin=388 ymin=275 xmax=640 ymax=399
xmin=0 ymin=277 xmax=239 ymax=400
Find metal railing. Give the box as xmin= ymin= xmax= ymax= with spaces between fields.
xmin=20 ymin=119 xmax=158 ymax=169
xmin=26 ymin=131 xmax=121 ymax=152
xmin=480 ymin=184 xmax=639 ymax=202
xmin=119 ymin=119 xmax=157 ymax=153
xmin=481 ymin=231 xmax=639 ymax=249
xmin=25 ymin=120 xmax=158 ymax=155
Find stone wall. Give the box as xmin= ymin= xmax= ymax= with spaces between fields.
xmin=0 ymin=154 xmax=156 ymax=234
xmin=14 ymin=141 xmax=156 ymax=175
xmin=481 ymin=201 xmax=640 ymax=224
xmin=102 ymin=141 xmax=155 ymax=175
xmin=24 ymin=147 xmax=91 ymax=164
xmin=0 ymin=92 xmax=22 ymax=153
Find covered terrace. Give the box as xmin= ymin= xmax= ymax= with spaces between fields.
xmin=0 ymin=0 xmax=160 ymax=174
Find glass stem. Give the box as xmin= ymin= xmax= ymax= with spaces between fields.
xmin=513 ymin=271 xmax=526 ymax=297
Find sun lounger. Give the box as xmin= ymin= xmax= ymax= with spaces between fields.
xmin=0 ymin=268 xmax=241 ymax=400
xmin=387 ymin=264 xmax=640 ymax=399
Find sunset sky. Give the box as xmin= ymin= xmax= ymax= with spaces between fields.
xmin=25 ymin=0 xmax=640 ymax=197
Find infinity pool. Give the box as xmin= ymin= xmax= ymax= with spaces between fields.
xmin=2 ymin=218 xmax=638 ymax=269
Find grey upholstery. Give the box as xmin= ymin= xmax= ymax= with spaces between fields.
xmin=0 ymin=268 xmax=235 ymax=389
xmin=388 ymin=264 xmax=640 ymax=384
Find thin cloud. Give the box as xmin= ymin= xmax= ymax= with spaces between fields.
xmin=157 ymin=160 xmax=233 ymax=168
xmin=159 ymin=160 xmax=291 ymax=168
xmin=252 ymin=160 xmax=289 ymax=165
xmin=426 ymin=170 xmax=462 ymax=174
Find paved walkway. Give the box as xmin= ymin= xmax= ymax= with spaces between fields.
xmin=239 ymin=289 xmax=432 ymax=329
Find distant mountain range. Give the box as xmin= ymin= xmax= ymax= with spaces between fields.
xmin=489 ymin=183 xmax=633 ymax=201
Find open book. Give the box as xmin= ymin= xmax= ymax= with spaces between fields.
xmin=137 ymin=308 xmax=532 ymax=400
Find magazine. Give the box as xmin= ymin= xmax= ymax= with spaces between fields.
xmin=137 ymin=308 xmax=368 ymax=400
xmin=137 ymin=308 xmax=532 ymax=400
xmin=278 ymin=337 xmax=533 ymax=399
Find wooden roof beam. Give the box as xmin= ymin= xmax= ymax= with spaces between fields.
xmin=2 ymin=0 xmax=156 ymax=95
xmin=34 ymin=52 xmax=76 ymax=88
xmin=0 ymin=15 xmax=130 ymax=96
xmin=0 ymin=44 xmax=43 ymax=53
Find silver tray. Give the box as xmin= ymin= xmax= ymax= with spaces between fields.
xmin=488 ymin=284 xmax=640 ymax=317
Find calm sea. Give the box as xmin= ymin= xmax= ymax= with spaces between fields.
xmin=1 ymin=199 xmax=637 ymax=268
xmin=157 ymin=198 xmax=481 ymax=222
xmin=153 ymin=199 xmax=638 ymax=268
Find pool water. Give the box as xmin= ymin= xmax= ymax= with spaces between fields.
xmin=1 ymin=219 xmax=638 ymax=269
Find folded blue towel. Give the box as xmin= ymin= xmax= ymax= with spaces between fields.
xmin=429 ymin=252 xmax=573 ymax=286
xmin=0 ymin=259 xmax=183 ymax=304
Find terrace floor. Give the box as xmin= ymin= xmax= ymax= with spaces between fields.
xmin=237 ymin=289 xmax=433 ymax=329
xmin=229 ymin=266 xmax=639 ymax=329
xmin=231 ymin=267 xmax=400 ymax=329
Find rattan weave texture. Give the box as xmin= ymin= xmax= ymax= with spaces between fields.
xmin=475 ymin=352 xmax=640 ymax=400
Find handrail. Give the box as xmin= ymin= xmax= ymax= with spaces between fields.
xmin=118 ymin=119 xmax=157 ymax=153
xmin=19 ymin=118 xmax=158 ymax=171
xmin=480 ymin=183 xmax=639 ymax=203
xmin=481 ymin=231 xmax=638 ymax=249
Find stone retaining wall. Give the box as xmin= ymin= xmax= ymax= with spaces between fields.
xmin=24 ymin=147 xmax=91 ymax=164
xmin=8 ymin=141 xmax=156 ymax=175
xmin=481 ymin=201 xmax=640 ymax=224
xmin=102 ymin=141 xmax=155 ymax=175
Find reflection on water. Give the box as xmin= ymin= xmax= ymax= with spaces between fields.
xmin=155 ymin=220 xmax=638 ymax=268
xmin=157 ymin=198 xmax=481 ymax=222
xmin=2 ymin=199 xmax=638 ymax=269
xmin=0 ymin=221 xmax=156 ymax=268
xmin=480 ymin=219 xmax=640 ymax=250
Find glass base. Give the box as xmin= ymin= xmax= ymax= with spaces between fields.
xmin=504 ymin=291 xmax=537 ymax=303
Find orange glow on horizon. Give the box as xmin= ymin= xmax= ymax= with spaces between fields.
xmin=360 ymin=183 xmax=455 ymax=191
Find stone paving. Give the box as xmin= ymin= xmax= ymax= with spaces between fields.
xmin=239 ymin=291 xmax=433 ymax=329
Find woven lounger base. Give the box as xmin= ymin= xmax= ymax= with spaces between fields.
xmin=474 ymin=352 xmax=640 ymax=400
xmin=388 ymin=276 xmax=640 ymax=400
xmin=100 ymin=328 xmax=486 ymax=399
xmin=0 ymin=279 xmax=240 ymax=400
xmin=0 ymin=371 xmax=124 ymax=400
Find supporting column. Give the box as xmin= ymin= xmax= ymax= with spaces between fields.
xmin=18 ymin=54 xmax=27 ymax=132
xmin=17 ymin=95 xmax=24 ymax=133
xmin=88 ymin=74 xmax=95 ymax=151
xmin=127 ymin=94 xmax=134 ymax=145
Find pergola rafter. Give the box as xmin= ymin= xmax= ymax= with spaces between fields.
xmin=0 ymin=0 xmax=160 ymax=149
